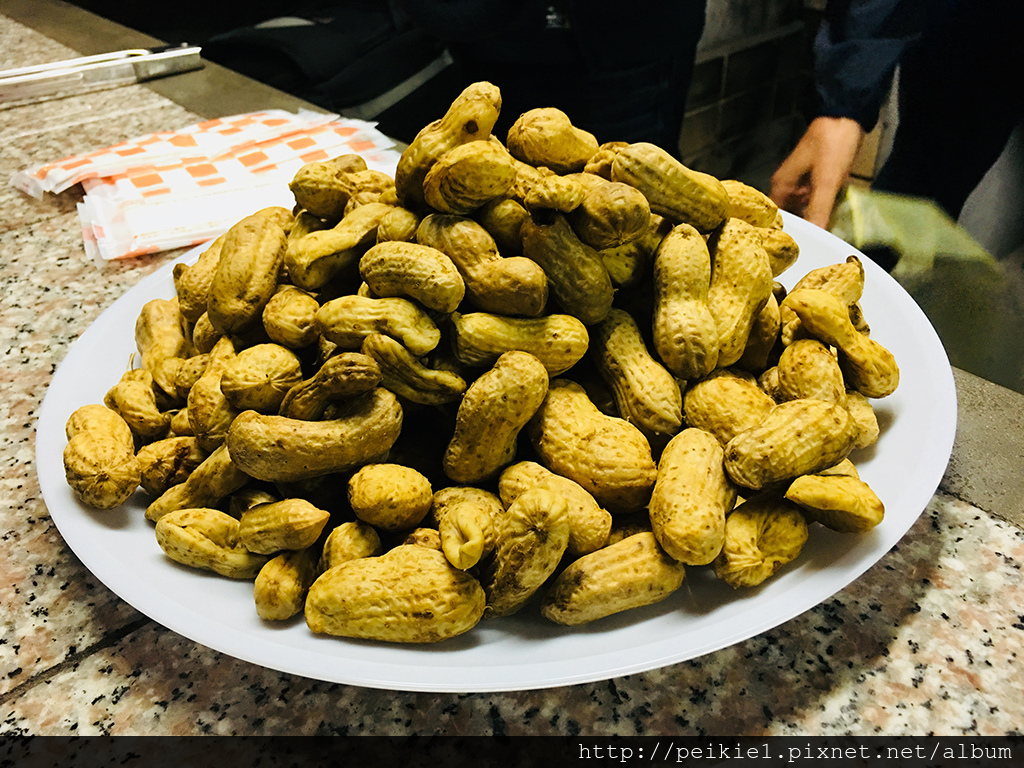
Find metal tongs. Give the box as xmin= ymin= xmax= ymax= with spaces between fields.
xmin=0 ymin=44 xmax=203 ymax=103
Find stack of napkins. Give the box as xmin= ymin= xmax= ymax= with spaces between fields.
xmin=11 ymin=110 xmax=403 ymax=263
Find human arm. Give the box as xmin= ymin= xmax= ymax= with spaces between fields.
xmin=771 ymin=0 xmax=930 ymax=226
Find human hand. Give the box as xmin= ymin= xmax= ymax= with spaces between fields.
xmin=770 ymin=116 xmax=865 ymax=229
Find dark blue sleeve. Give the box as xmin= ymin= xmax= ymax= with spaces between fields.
xmin=813 ymin=0 xmax=942 ymax=129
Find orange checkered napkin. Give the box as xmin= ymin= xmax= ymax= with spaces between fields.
xmin=9 ymin=110 xmax=403 ymax=262
xmin=11 ymin=109 xmax=340 ymax=197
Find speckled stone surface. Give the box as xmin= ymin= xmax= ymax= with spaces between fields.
xmin=2 ymin=8 xmax=1023 ymax=738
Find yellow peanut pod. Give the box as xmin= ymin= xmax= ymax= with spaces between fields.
xmin=652 ymin=223 xmax=719 ymax=379
xmin=285 ymin=202 xmax=393 ymax=291
xmin=683 ymin=368 xmax=776 ymax=446
xmin=103 ymin=368 xmax=172 ymax=442
xmin=278 ymin=352 xmax=381 ymax=420
xmin=610 ymin=142 xmax=729 ymax=233
xmin=722 ymin=179 xmax=779 ymax=228
xmin=376 ymin=206 xmax=422 ymax=244
xmin=565 ymin=172 xmax=651 ymax=250
xmin=396 ymin=81 xmax=502 ymax=210
xmin=781 ymin=288 xmax=899 ymax=398
xmin=135 ymin=297 xmax=189 ymax=399
xmin=135 ymin=435 xmax=206 ymax=497
xmin=736 ymin=291 xmax=781 ymax=373
xmin=226 ymin=387 xmax=403 ymax=483
xmin=482 ymin=488 xmax=570 ymax=617
xmin=254 ymin=548 xmax=318 ymax=621
xmin=541 ymin=532 xmax=687 ymax=625
xmin=845 ymin=390 xmax=880 ymax=449
xmin=207 ymin=211 xmax=288 ymax=334
xmin=648 ymin=428 xmax=737 ymax=565
xmin=238 ymin=498 xmax=332 ymax=554
xmin=776 ymin=338 xmax=846 ymax=404
xmin=423 ymin=139 xmax=516 ymax=214
xmin=475 ymin=197 xmax=528 ymax=254
xmin=780 ymin=256 xmax=865 ymax=346
xmin=220 ymin=343 xmax=304 ymax=413
xmin=707 ymin=218 xmax=774 ymax=368
xmin=591 ymin=307 xmax=683 ymax=442
xmin=358 ymin=241 xmax=466 ymax=314
xmin=63 ymin=404 xmax=142 ymax=510
xmin=449 ymin=311 xmax=588 ymax=376
xmin=723 ymin=398 xmax=859 ymax=490
xmin=318 ymin=520 xmax=383 ymax=573
xmin=262 ymin=285 xmax=320 ymax=349
xmin=144 ymin=443 xmax=249 ymax=523
xmin=289 ymin=153 xmax=368 ymax=221
xmin=348 ymin=463 xmax=433 ymax=532
xmin=528 ymin=379 xmax=657 ymax=514
xmin=155 ymin=507 xmax=269 ymax=579
xmin=315 ymin=294 xmax=440 ymax=357
xmin=360 ymin=333 xmax=466 ymax=406
xmin=443 ymin=351 xmax=549 ymax=484
xmin=429 ymin=486 xmax=501 ymax=570
xmin=519 ymin=212 xmax=615 ymax=326
xmin=521 ymin=174 xmax=586 ymax=213
xmin=416 ymin=212 xmax=548 ymax=317
xmin=712 ymin=493 xmax=808 ymax=588
xmin=498 ymin=460 xmax=611 ymax=557
xmin=305 ymin=544 xmax=486 ymax=643
xmin=506 ymin=107 xmax=599 ymax=174
xmin=785 ymin=473 xmax=885 ymax=532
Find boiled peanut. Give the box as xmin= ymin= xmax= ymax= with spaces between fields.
xmin=278 ymin=351 xmax=381 ymax=420
xmin=520 ymin=212 xmax=614 ymax=326
xmin=785 ymin=473 xmax=885 ymax=532
xmin=318 ymin=520 xmax=383 ymax=573
xmin=482 ymin=488 xmax=570 ymax=617
xmin=423 ymin=139 xmax=516 ymax=214
xmin=429 ymin=486 xmax=500 ymax=570
xmin=358 ymin=241 xmax=465 ymax=313
xmin=226 ymin=387 xmax=403 ymax=483
xmin=723 ymin=398 xmax=858 ymax=490
xmin=144 ymin=443 xmax=249 ymax=523
xmin=683 ymin=369 xmax=776 ymax=446
xmin=348 ymin=463 xmax=433 ymax=531
xmin=135 ymin=435 xmax=206 ymax=497
xmin=443 ymin=351 xmax=549 ymax=484
xmin=416 ymin=213 xmax=548 ymax=317
xmin=651 ymin=223 xmax=719 ymax=379
xmin=155 ymin=507 xmax=269 ymax=579
xmin=648 ymin=428 xmax=737 ymax=565
xmin=220 ymin=343 xmax=304 ymax=413
xmin=712 ymin=493 xmax=808 ymax=588
xmin=316 ymin=294 xmax=440 ymax=357
xmin=63 ymin=404 xmax=141 ymax=510
xmin=449 ymin=311 xmax=588 ymax=376
xmin=498 ymin=461 xmax=611 ymax=556
xmin=305 ymin=544 xmax=486 ymax=642
xmin=254 ymin=549 xmax=318 ymax=620
xmin=360 ymin=333 xmax=466 ymax=406
xmin=238 ymin=498 xmax=331 ymax=554
xmin=528 ymin=379 xmax=657 ymax=514
xmin=506 ymin=107 xmax=598 ymax=174
xmin=590 ymin=308 xmax=683 ymax=442
xmin=262 ymin=285 xmax=320 ymax=349
xmin=541 ymin=532 xmax=686 ymax=625
xmin=395 ymin=81 xmax=502 ymax=210
xmin=781 ymin=289 xmax=899 ymax=398
xmin=707 ymin=218 xmax=774 ymax=367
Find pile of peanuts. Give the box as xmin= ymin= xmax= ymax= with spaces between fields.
xmin=62 ymin=82 xmax=898 ymax=643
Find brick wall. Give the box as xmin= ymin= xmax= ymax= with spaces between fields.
xmin=678 ymin=0 xmax=819 ymax=191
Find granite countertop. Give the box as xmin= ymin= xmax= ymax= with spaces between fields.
xmin=2 ymin=2 xmax=1023 ymax=738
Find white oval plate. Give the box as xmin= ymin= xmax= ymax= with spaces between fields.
xmin=35 ymin=214 xmax=956 ymax=692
